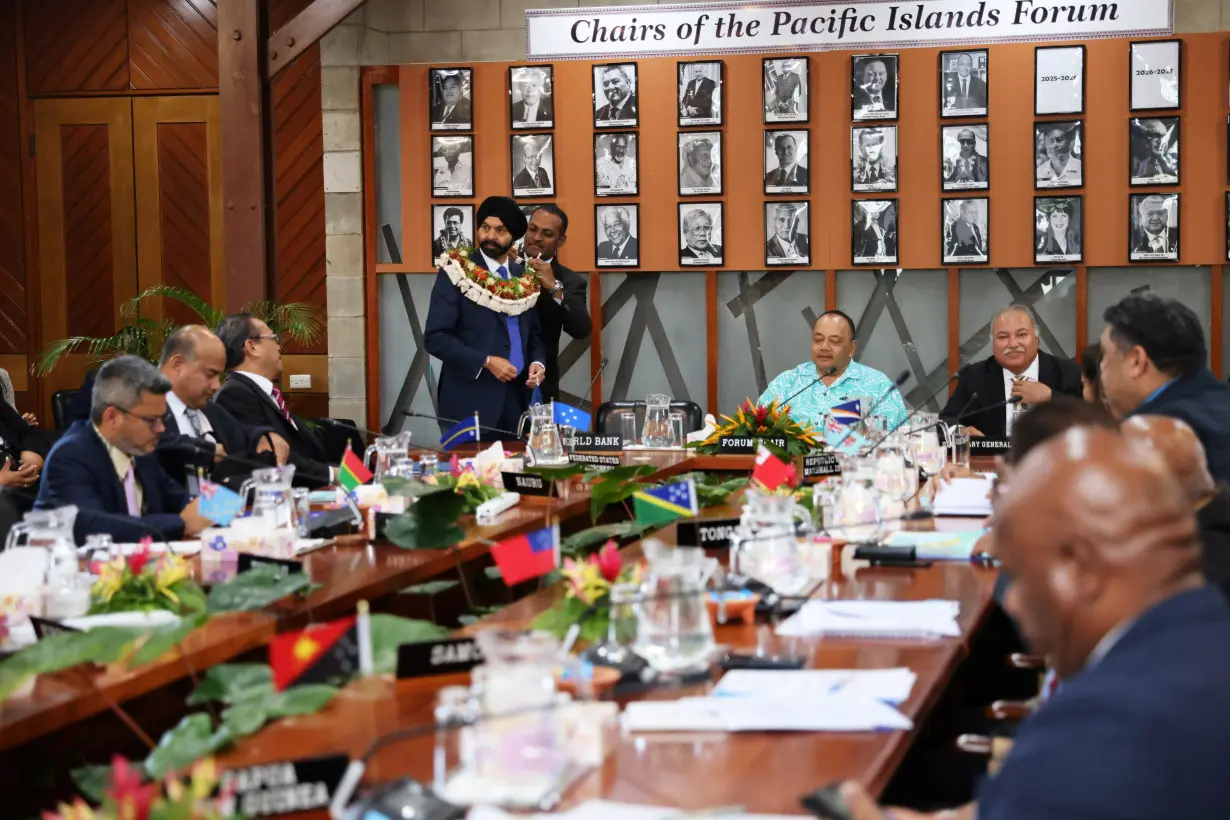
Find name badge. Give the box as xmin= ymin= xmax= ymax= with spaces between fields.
xmin=501 ymin=471 xmax=554 ymax=497
xmin=571 ymin=433 xmax=622 ymax=452
xmin=969 ymin=438 xmax=1011 ymax=455
xmin=802 ymin=453 xmax=842 ymax=481
xmin=717 ymin=436 xmax=787 ymax=454
xmin=675 ymin=517 xmax=740 ymax=549
xmin=567 ymin=452 xmax=621 ymax=471
xmin=30 ymin=616 xmax=81 ymax=640
xmin=219 ymin=754 xmax=349 ymax=818
xmin=237 ymin=554 xmax=303 ymax=574
xmin=397 ymin=637 xmax=485 ymax=678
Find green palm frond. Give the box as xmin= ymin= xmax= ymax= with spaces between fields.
xmin=245 ymin=300 xmax=325 ymax=346
xmin=123 ymin=285 xmax=224 ymax=327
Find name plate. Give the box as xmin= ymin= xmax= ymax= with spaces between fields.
xmin=803 ymin=453 xmax=842 ymax=481
xmin=969 ymin=438 xmax=1011 ymax=455
xmin=237 ymin=554 xmax=303 ymax=574
xmin=219 ymin=754 xmax=349 ymax=818
xmin=571 ymin=433 xmax=622 ymax=451
xmin=717 ymin=436 xmax=787 ymax=454
xmin=676 ymin=517 xmax=741 ymax=549
xmin=30 ymin=616 xmax=81 ymax=640
xmin=397 ymin=637 xmax=484 ymax=678
xmin=568 ymin=452 xmax=621 ymax=472
xmin=501 ymin=471 xmax=554 ymax=497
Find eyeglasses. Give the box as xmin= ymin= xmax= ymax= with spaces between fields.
xmin=250 ymin=333 xmax=281 ymax=345
xmin=958 ymin=138 xmax=976 ymax=145
xmin=115 ymin=407 xmax=166 ymax=430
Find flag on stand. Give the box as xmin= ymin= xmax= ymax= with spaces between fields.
xmin=269 ymin=615 xmax=360 ymax=691
xmin=440 ymin=416 xmax=480 ymax=451
xmin=751 ymin=445 xmax=794 ymax=491
xmin=829 ymin=399 xmax=862 ymax=425
xmin=553 ymin=400 xmax=592 ymax=432
xmin=198 ymin=479 xmax=245 ymax=525
xmin=338 ymin=445 xmax=373 ymax=493
xmin=491 ymin=524 xmax=559 ymax=585
xmin=633 ymin=479 xmax=698 ymax=526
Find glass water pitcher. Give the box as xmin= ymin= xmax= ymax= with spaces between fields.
xmin=364 ymin=432 xmax=412 ymax=482
xmin=730 ymin=489 xmax=814 ymax=595
xmin=633 ymin=539 xmax=717 ymax=675
xmin=239 ymin=465 xmax=299 ymax=530
xmin=641 ymin=394 xmax=672 ymax=448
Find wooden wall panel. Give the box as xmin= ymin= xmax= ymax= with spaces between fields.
xmin=23 ymin=0 xmax=128 ymax=94
xmin=0 ymin=1 xmax=27 ymax=354
xmin=62 ymin=125 xmax=117 ymax=339
xmin=156 ymin=122 xmax=213 ymax=324
xmin=128 ymin=0 xmax=219 ymax=90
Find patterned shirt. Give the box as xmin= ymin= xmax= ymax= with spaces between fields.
xmin=758 ymin=361 xmax=909 ymax=431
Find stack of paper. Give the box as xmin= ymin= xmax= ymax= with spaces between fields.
xmin=882 ymin=529 xmax=986 ymax=560
xmin=711 ymin=668 xmax=917 ymax=704
xmin=622 ymin=694 xmax=912 ymax=733
xmin=471 ymin=801 xmax=801 ymax=819
xmin=775 ymin=599 xmax=961 ymax=639
xmin=933 ymin=476 xmax=995 ymax=516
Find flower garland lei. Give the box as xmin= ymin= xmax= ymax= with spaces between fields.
xmin=436 ymin=246 xmax=540 ymax=317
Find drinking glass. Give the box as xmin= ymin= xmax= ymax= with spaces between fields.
xmin=617 ymin=410 xmax=638 ymax=448
xmin=420 ymin=452 xmax=440 ymax=477
xmin=949 ymin=425 xmax=971 ymax=470
xmin=668 ymin=411 xmax=686 ymax=449
xmin=557 ymin=425 xmax=576 ymax=454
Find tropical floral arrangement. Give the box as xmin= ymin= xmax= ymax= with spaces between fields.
xmin=436 ymin=246 xmax=540 ymax=317
xmin=48 ymin=756 xmax=234 ymax=820
xmin=531 ymin=541 xmax=643 ymax=643
xmin=90 ymin=539 xmax=207 ymax=616
xmin=689 ymin=398 xmax=819 ymax=457
xmin=421 ymin=458 xmax=505 ymax=514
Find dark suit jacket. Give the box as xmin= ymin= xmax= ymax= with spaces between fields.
xmin=680 ymin=244 xmax=722 ymax=260
xmin=213 ymin=372 xmax=333 ymax=487
xmin=0 ymin=399 xmax=50 ymax=462
xmin=424 ymin=251 xmax=547 ymax=432
xmin=511 ymin=98 xmax=553 ymax=124
xmin=35 ymin=421 xmax=190 ymax=543
xmin=940 ymin=350 xmax=1083 ymax=439
xmin=430 ymin=98 xmax=472 ymax=125
xmin=595 ymin=95 xmax=638 ymax=123
xmin=944 ymin=153 xmax=990 ymax=183
xmin=948 ymin=75 xmax=987 ymax=108
xmin=1132 ymin=228 xmax=1180 ymax=255
xmin=852 ymin=86 xmax=896 ymax=114
xmin=158 ymin=401 xmax=276 ymax=490
xmin=852 ymin=223 xmax=897 ymax=260
xmin=766 ymin=234 xmax=810 ymax=259
xmin=1129 ymin=369 xmax=1230 ymax=482
xmin=1198 ymin=484 xmax=1230 ymax=600
xmin=513 ymin=167 xmax=551 ymax=191
xmin=946 ymin=219 xmax=986 ymax=257
xmin=681 ymin=76 xmax=716 ymax=118
xmin=764 ymin=164 xmax=808 ymax=187
xmin=976 ymin=586 xmax=1230 ymax=820
xmin=597 ymin=236 xmax=638 ymax=261
xmin=535 ymin=261 xmax=591 ymax=403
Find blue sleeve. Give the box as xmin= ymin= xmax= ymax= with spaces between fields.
xmin=424 ymin=269 xmax=488 ymax=375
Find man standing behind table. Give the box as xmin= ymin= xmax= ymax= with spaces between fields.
xmin=941 ymin=305 xmax=1082 ymax=439
xmin=758 ymin=310 xmax=907 ymax=430
xmin=425 ymin=196 xmax=547 ymax=436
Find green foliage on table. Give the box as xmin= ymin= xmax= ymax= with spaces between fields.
xmin=145 ymin=714 xmax=233 ymax=780
xmin=128 ymin=612 xmax=211 ymax=667
xmin=530 ymin=594 xmax=606 ymax=643
xmin=218 ymin=683 xmax=339 ymax=740
xmin=382 ymin=478 xmax=471 ymax=550
xmin=655 ymin=471 xmax=749 ymax=509
xmin=204 ymin=563 xmax=315 ymax=613
xmin=186 ymin=662 xmax=273 ymax=707
xmin=560 ymin=520 xmax=655 ymax=557
xmin=70 ymin=763 xmax=115 ymax=804
xmin=586 ymin=464 xmax=657 ymax=523
xmin=0 ymin=626 xmax=145 ymax=702
xmin=384 ymin=474 xmax=503 ymax=516
xmin=368 ymin=613 xmax=449 ymax=675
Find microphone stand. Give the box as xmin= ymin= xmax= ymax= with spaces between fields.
xmin=402 ymin=410 xmax=520 ymax=441
xmin=858 ymin=372 xmax=962 ymax=455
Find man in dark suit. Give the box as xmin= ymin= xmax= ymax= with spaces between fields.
xmin=520 ymin=205 xmax=591 ymax=404
xmin=424 ymin=196 xmax=547 ymax=436
xmin=941 ymin=305 xmax=1083 ymax=439
xmin=0 ymin=391 xmax=51 ymax=543
xmin=430 ymin=73 xmax=471 ymax=126
xmin=513 ymin=139 xmax=551 ymax=191
xmin=680 ymin=207 xmax=722 ymax=261
xmin=838 ymin=427 xmax=1230 ymax=820
xmin=213 ymin=314 xmax=336 ymax=487
xmin=945 ymin=199 xmax=986 ymax=258
xmin=510 ymin=69 xmax=552 ymax=124
xmin=1099 ymin=293 xmax=1230 ymax=480
xmin=594 ymin=65 xmax=637 ymax=122
xmin=851 ymin=58 xmax=895 ymax=115
xmin=35 ymin=356 xmax=211 ymax=544
xmin=764 ymin=132 xmax=808 ymax=187
xmin=851 ymin=204 xmax=896 ymax=260
xmin=680 ymin=65 xmax=716 ymax=119
xmin=1131 ymin=194 xmax=1179 ymax=256
xmin=766 ymin=203 xmax=809 ymax=260
xmin=946 ymin=53 xmax=987 ymax=109
xmin=596 ymin=206 xmax=638 ymax=261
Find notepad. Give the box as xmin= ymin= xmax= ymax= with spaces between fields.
xmin=933 ymin=476 xmax=995 ymax=516
xmin=775 ymin=599 xmax=961 ymax=639
xmin=712 ymin=668 xmax=917 ymax=704
xmin=882 ymin=529 xmax=985 ymax=560
xmin=623 ymin=694 xmax=913 ymax=733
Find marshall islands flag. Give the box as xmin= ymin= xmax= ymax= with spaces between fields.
xmin=829 ymin=399 xmax=862 ymax=425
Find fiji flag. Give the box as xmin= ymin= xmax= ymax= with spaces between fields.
xmin=633 ymin=479 xmax=699 ymax=526
xmin=553 ymin=400 xmax=592 ymax=432
xmin=491 ymin=523 xmax=559 ymax=585
xmin=198 ymin=479 xmax=245 ymax=526
xmin=440 ymin=416 xmax=480 ymax=451
xmin=830 ymin=399 xmax=862 ymax=426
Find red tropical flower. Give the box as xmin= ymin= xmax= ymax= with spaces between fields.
xmin=592 ymin=540 xmax=621 ymax=582
xmin=126 ymin=537 xmax=154 ymax=575
xmin=753 ymin=405 xmax=769 ymax=425
xmin=106 ymin=754 xmax=157 ymax=820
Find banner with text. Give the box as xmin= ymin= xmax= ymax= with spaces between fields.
xmin=525 ymin=0 xmax=1171 ymax=60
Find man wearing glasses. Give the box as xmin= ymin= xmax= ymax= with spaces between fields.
xmin=944 ymin=128 xmax=989 ymax=186
xmin=35 ymin=356 xmax=212 ymax=543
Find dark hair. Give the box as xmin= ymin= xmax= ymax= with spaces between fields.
xmin=1103 ymin=293 xmax=1206 ymax=377
xmin=442 ymin=207 xmax=464 ymax=223
xmin=215 ymin=313 xmax=259 ymax=371
xmin=1079 ymin=343 xmax=1103 ymax=405
xmin=532 ymin=203 xmax=569 ymax=236
xmin=815 ymin=309 xmax=857 ymax=341
xmin=1007 ymin=395 xmax=1116 ymax=465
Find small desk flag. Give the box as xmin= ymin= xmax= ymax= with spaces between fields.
xmin=198 ymin=479 xmax=245 ymax=526
xmin=441 ymin=417 xmax=480 ymax=451
xmin=338 ymin=445 xmax=373 ymax=492
xmin=633 ymin=478 xmax=698 ymax=526
xmin=830 ymin=399 xmax=862 ymax=425
xmin=751 ymin=445 xmax=794 ymax=491
xmin=269 ymin=615 xmax=360 ymax=691
xmin=491 ymin=523 xmax=559 ymax=585
xmin=553 ymin=401 xmax=592 ymax=432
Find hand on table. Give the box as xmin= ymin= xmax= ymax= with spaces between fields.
xmin=1011 ymin=380 xmax=1052 ymax=405
xmin=526 ymin=362 xmax=546 ymax=389
xmin=180 ymin=498 xmax=212 ymax=537
xmin=0 ymin=456 xmax=38 ymax=489
xmin=485 ymin=356 xmax=518 ymax=382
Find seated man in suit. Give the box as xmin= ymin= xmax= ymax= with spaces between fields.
xmin=158 ymin=325 xmax=289 ymax=492
xmin=0 ymin=391 xmax=52 ymax=543
xmin=213 ymin=314 xmax=336 ymax=487
xmin=35 ymin=356 xmax=211 ymax=544
xmin=839 ymin=426 xmax=1230 ymax=820
xmin=941 ymin=305 xmax=1082 ymax=439
xmin=1099 ymin=292 xmax=1230 ymax=480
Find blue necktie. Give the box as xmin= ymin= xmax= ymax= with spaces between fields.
xmin=497 ymin=266 xmax=524 ymax=374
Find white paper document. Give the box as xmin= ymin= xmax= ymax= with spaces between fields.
xmin=775 ymin=599 xmax=961 ymax=639
xmin=882 ymin=529 xmax=985 ymax=560
xmin=712 ymin=668 xmax=917 ymax=704
xmin=933 ymin=476 xmax=995 ymax=516
xmin=623 ymin=694 xmax=912 ymax=733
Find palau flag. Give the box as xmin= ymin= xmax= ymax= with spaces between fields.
xmin=553 ymin=400 xmax=592 ymax=432
xmin=829 ymin=399 xmax=862 ymax=425
xmin=440 ymin=416 xmax=480 ymax=451
xmin=633 ymin=479 xmax=699 ymax=526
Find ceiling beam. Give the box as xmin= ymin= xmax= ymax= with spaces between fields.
xmin=267 ymin=0 xmax=365 ymax=77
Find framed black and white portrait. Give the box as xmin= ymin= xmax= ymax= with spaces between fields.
xmin=941 ymin=124 xmax=989 ymax=192
xmin=509 ymin=65 xmax=554 ymax=129
xmin=940 ymin=50 xmax=988 ymax=117
xmin=1129 ymin=117 xmax=1179 ymax=186
xmin=762 ymin=57 xmax=808 ymax=124
xmin=678 ymin=203 xmax=724 ymax=267
xmin=1225 ymin=192 xmax=1229 ymax=261
xmin=764 ymin=130 xmax=809 ymax=195
xmin=1035 ymin=45 xmax=1085 ymax=115
xmin=431 ymin=204 xmax=474 ymax=263
xmin=765 ymin=202 xmax=810 ymax=267
xmin=593 ymin=63 xmax=638 ymax=128
xmin=851 ymin=126 xmax=896 ymax=193
xmin=851 ymin=54 xmax=898 ymax=121
xmin=851 ymin=199 xmax=898 ymax=266
xmin=1034 ymin=196 xmax=1082 ymax=264
xmin=679 ymin=132 xmax=721 ymax=196
xmin=510 ymin=134 xmax=555 ymax=198
xmin=431 ymin=135 xmax=473 ymax=197
xmin=941 ymin=197 xmax=989 ymax=264
xmin=1129 ymin=40 xmax=1180 ymax=111
xmin=594 ymin=132 xmax=637 ymax=196
xmin=678 ymin=61 xmax=723 ymax=127
xmin=514 ymin=203 xmax=552 ymax=257
xmin=1129 ymin=193 xmax=1179 ymax=262
xmin=429 ymin=68 xmax=473 ymax=131
xmin=1035 ymin=121 xmax=1083 ymax=189
xmin=595 ymin=204 xmax=639 ymax=268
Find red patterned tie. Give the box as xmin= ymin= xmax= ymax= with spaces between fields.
xmin=270 ymin=385 xmax=293 ymax=424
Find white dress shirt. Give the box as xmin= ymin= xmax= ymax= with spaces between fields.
xmin=166 ymin=391 xmax=214 ymax=440
xmin=94 ymin=424 xmax=142 ymax=512
xmin=1002 ymin=354 xmax=1040 ymax=436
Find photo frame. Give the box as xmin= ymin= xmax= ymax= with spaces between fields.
xmin=1034 ymin=121 xmax=1083 ymax=189
xmin=851 ymin=126 xmax=897 ymax=193
xmin=765 ymin=202 xmax=811 ymax=267
xmin=509 ymin=65 xmax=554 ymax=129
xmin=429 ymin=67 xmax=473 ymax=131
xmin=678 ymin=132 xmax=722 ymax=196
xmin=941 ymin=197 xmax=989 ymax=264
xmin=594 ymin=132 xmax=638 ymax=196
xmin=1034 ymin=196 xmax=1083 ymax=264
xmin=1128 ymin=117 xmax=1179 ymax=186
xmin=1225 ymin=192 xmax=1229 ymax=261
xmin=430 ymin=135 xmax=474 ymax=198
xmin=679 ymin=61 xmax=723 ymax=127
xmin=679 ymin=202 xmax=724 ymax=267
xmin=431 ymin=204 xmax=475 ymax=264
xmin=1034 ymin=45 xmax=1085 ymax=115
xmin=939 ymin=50 xmax=988 ymax=118
xmin=941 ymin=124 xmax=990 ymax=192
xmin=764 ymin=130 xmax=809 ymax=195
xmin=1129 ymin=193 xmax=1179 ymax=262
xmin=763 ymin=57 xmax=809 ymax=124
xmin=851 ymin=199 xmax=898 ymax=266
xmin=851 ymin=54 xmax=899 ymax=121
xmin=1130 ymin=40 xmax=1180 ymax=111
xmin=595 ymin=204 xmax=639 ymax=268
xmin=593 ymin=63 xmax=638 ymax=128
xmin=510 ymin=134 xmax=555 ymax=198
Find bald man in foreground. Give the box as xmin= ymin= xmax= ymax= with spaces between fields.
xmin=839 ymin=427 xmax=1230 ymax=819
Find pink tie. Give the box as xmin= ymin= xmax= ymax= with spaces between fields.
xmin=123 ymin=464 xmax=139 ymax=517
xmin=270 ymin=385 xmax=293 ymax=424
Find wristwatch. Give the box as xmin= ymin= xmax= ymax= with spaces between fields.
xmin=550 ymin=282 xmax=564 ymax=297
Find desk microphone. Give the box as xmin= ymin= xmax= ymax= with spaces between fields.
xmin=777 ymin=366 xmax=839 ymax=410
xmin=578 ymin=358 xmax=607 ymax=411
xmin=159 ymin=441 xmax=334 ymax=489
xmin=401 ymin=411 xmax=520 ymax=441
xmin=958 ymin=394 xmax=1022 ymax=423
xmin=859 ymin=372 xmax=962 ymax=455
xmin=315 ymin=417 xmax=386 ymax=441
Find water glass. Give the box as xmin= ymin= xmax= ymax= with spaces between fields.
xmin=949 ymin=425 xmax=971 ymax=470
xmin=420 ymin=452 xmax=440 ymax=477
xmin=557 ymin=425 xmax=576 ymax=454
xmin=617 ymin=410 xmax=638 ymax=448
xmin=292 ymin=487 xmax=311 ymax=537
xmin=642 ymin=394 xmax=672 ymax=449
xmin=913 ymin=429 xmax=947 ymax=478
xmin=668 ymin=411 xmax=686 ymax=449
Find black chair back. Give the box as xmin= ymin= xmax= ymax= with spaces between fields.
xmin=51 ymin=390 xmax=79 ymax=430
xmin=593 ymin=400 xmax=704 ymax=438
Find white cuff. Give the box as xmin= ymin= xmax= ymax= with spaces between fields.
xmin=530 ymin=362 xmax=545 ymax=372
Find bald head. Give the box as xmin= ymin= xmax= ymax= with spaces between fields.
xmin=159 ymin=325 xmax=226 ymax=409
xmin=1121 ymin=415 xmax=1215 ymax=504
xmin=997 ymin=426 xmax=1203 ymax=679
